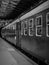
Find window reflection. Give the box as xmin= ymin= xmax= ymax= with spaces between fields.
xmin=29 ymin=19 xmax=34 ymax=36
xmin=36 ymin=15 xmax=42 ymax=36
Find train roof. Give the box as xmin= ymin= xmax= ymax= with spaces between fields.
xmin=18 ymin=0 xmax=47 ymax=18
xmin=20 ymin=0 xmax=49 ymax=20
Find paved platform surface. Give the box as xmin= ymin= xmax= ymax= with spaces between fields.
xmin=0 ymin=38 xmax=38 ymax=65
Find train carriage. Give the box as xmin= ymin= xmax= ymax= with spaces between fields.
xmin=1 ymin=0 xmax=49 ymax=64
xmin=19 ymin=0 xmax=49 ymax=64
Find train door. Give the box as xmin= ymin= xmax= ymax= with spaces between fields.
xmin=16 ymin=22 xmax=21 ymax=48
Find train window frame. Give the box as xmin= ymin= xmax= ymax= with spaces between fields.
xmin=46 ymin=12 xmax=49 ymax=37
xmin=24 ymin=20 xmax=27 ymax=36
xmin=36 ymin=15 xmax=42 ymax=37
xmin=29 ymin=18 xmax=34 ymax=36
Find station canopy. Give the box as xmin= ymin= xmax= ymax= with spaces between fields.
xmin=0 ymin=0 xmax=45 ymax=28
xmin=0 ymin=0 xmax=20 ymax=18
xmin=0 ymin=0 xmax=43 ymax=19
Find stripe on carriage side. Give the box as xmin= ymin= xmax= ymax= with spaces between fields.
xmin=3 ymin=19 xmax=19 ymax=29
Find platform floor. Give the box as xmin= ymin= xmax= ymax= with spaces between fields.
xmin=0 ymin=38 xmax=38 ymax=65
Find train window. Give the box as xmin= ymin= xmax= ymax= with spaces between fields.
xmin=24 ymin=21 xmax=27 ymax=36
xmin=36 ymin=15 xmax=42 ymax=36
xmin=29 ymin=19 xmax=34 ymax=36
xmin=21 ymin=21 xmax=24 ymax=35
xmin=46 ymin=12 xmax=49 ymax=37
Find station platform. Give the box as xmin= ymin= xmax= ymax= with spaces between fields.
xmin=0 ymin=38 xmax=38 ymax=65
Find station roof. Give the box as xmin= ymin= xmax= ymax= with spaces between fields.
xmin=0 ymin=0 xmax=42 ymax=19
xmin=0 ymin=0 xmax=46 ymax=29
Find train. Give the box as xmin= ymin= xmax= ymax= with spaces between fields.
xmin=1 ymin=0 xmax=49 ymax=64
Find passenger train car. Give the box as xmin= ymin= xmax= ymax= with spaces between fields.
xmin=1 ymin=0 xmax=49 ymax=64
